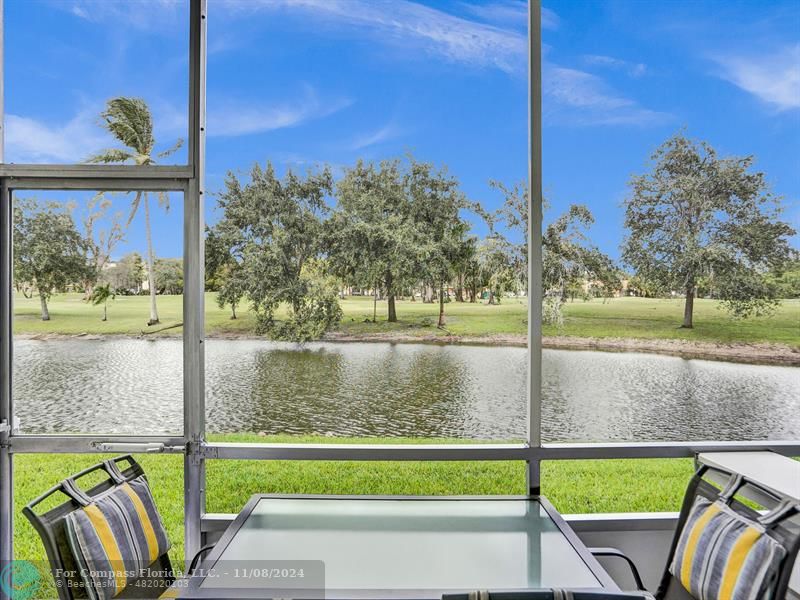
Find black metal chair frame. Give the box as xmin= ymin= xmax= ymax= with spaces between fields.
xmin=441 ymin=590 xmax=654 ymax=599
xmin=588 ymin=463 xmax=800 ymax=600
xmin=22 ymin=455 xmax=178 ymax=599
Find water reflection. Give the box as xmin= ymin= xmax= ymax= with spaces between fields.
xmin=13 ymin=339 xmax=800 ymax=441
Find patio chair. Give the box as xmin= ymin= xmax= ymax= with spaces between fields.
xmin=22 ymin=455 xmax=177 ymax=600
xmin=588 ymin=463 xmax=800 ymax=600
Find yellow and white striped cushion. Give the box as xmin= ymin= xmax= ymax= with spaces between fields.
xmin=669 ymin=497 xmax=786 ymax=600
xmin=65 ymin=476 xmax=171 ymax=600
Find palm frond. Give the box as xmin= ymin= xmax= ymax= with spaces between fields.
xmin=85 ymin=149 xmax=135 ymax=164
xmin=98 ymin=97 xmax=154 ymax=156
xmin=157 ymin=138 xmax=184 ymax=159
xmin=127 ymin=191 xmax=144 ymax=227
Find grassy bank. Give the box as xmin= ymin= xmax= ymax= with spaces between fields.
xmin=14 ymin=435 xmax=695 ymax=596
xmin=14 ymin=293 xmax=800 ymax=347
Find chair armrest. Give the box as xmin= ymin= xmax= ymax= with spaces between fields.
xmin=588 ymin=547 xmax=647 ymax=591
xmin=188 ymin=544 xmax=216 ymax=576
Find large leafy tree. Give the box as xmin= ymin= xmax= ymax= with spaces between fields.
xmin=13 ymin=200 xmax=91 ymax=321
xmin=214 ymin=162 xmax=341 ymax=341
xmin=87 ymin=97 xmax=183 ymax=325
xmin=328 ymin=159 xmax=421 ymax=323
xmin=623 ymin=133 xmax=795 ymax=328
xmin=406 ymin=158 xmax=472 ymax=327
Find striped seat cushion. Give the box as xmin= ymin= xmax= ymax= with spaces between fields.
xmin=65 ymin=476 xmax=171 ymax=599
xmin=669 ymin=497 xmax=787 ymax=600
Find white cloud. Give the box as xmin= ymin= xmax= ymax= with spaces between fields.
xmin=5 ymin=110 xmax=109 ymax=163
xmin=5 ymin=88 xmax=349 ymax=161
xmin=540 ymin=7 xmax=560 ymax=30
xmin=711 ymin=44 xmax=800 ymax=111
xmin=219 ymin=0 xmax=527 ymax=74
xmin=461 ymin=1 xmax=559 ymax=30
xmin=62 ymin=0 xmax=183 ymax=30
xmin=543 ymin=65 xmax=669 ymax=126
xmin=349 ymin=122 xmax=402 ymax=151
xmin=583 ymin=54 xmax=646 ymax=78
xmin=208 ymin=89 xmax=352 ymax=137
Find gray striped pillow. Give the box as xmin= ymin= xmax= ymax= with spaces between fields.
xmin=669 ymin=497 xmax=786 ymax=600
xmin=65 ymin=476 xmax=171 ymax=599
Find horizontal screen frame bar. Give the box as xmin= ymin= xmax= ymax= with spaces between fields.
xmin=10 ymin=438 xmax=799 ymax=459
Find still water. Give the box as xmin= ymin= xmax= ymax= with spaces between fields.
xmin=12 ymin=339 xmax=800 ymax=441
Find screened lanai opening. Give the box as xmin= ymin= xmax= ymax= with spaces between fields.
xmin=202 ymin=0 xmax=529 ymax=447
xmin=12 ymin=189 xmax=185 ymax=436
xmin=1 ymin=1 xmax=799 ymax=599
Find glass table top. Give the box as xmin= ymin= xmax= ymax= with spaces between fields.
xmin=200 ymin=497 xmax=603 ymax=593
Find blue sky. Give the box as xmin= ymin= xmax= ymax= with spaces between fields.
xmin=5 ymin=0 xmax=799 ymax=261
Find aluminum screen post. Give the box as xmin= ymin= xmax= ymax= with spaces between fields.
xmin=184 ymin=0 xmax=207 ymax=567
xmin=527 ymin=0 xmax=544 ymax=496
xmin=0 ymin=180 xmax=13 ymax=600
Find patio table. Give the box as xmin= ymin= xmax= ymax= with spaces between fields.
xmin=170 ymin=495 xmax=619 ymax=599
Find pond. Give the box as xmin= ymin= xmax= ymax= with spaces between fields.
xmin=12 ymin=339 xmax=800 ymax=441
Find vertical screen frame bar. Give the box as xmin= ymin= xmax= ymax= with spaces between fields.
xmin=527 ymin=0 xmax=544 ymax=495
xmin=0 ymin=180 xmax=12 ymax=600
xmin=184 ymin=0 xmax=207 ymax=566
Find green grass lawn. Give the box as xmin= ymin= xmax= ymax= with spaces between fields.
xmin=13 ymin=292 xmax=800 ymax=346
xmin=13 ymin=434 xmax=695 ymax=598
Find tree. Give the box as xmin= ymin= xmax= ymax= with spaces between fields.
xmin=491 ymin=180 xmax=615 ymax=323
xmin=626 ymin=273 xmax=665 ymax=298
xmin=623 ymin=133 xmax=795 ymax=328
xmin=767 ymin=257 xmax=800 ymax=299
xmin=13 ymin=200 xmax=90 ymax=321
xmin=82 ymin=192 xmax=125 ymax=298
xmin=214 ymin=162 xmax=340 ymax=341
xmin=476 ymin=237 xmax=516 ymax=304
xmin=103 ymin=252 xmax=146 ymax=294
xmin=153 ymin=258 xmax=184 ymax=295
xmin=543 ymin=205 xmax=598 ymax=300
xmin=328 ymin=159 xmax=421 ymax=323
xmin=88 ymin=283 xmax=116 ymax=321
xmin=406 ymin=158 xmax=471 ymax=327
xmin=87 ymin=97 xmax=183 ymax=325
xmin=488 ymin=180 xmax=528 ymax=291
xmin=206 ymin=226 xmax=245 ymax=319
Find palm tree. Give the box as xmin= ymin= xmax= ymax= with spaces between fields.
xmin=87 ymin=97 xmax=183 ymax=325
xmin=88 ymin=283 xmax=116 ymax=322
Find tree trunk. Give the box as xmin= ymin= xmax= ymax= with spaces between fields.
xmin=386 ymin=272 xmax=397 ymax=322
xmin=438 ymin=284 xmax=446 ymax=327
xmin=682 ymin=285 xmax=695 ymax=329
xmin=231 ymin=304 xmax=237 ymax=320
xmin=373 ymin=285 xmax=378 ymax=323
xmin=456 ymin=274 xmax=464 ymax=302
xmin=39 ymin=292 xmax=50 ymax=321
xmin=143 ymin=192 xmax=160 ymax=325
xmin=102 ymin=302 xmax=108 ymax=322
xmin=424 ymin=285 xmax=434 ymax=303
